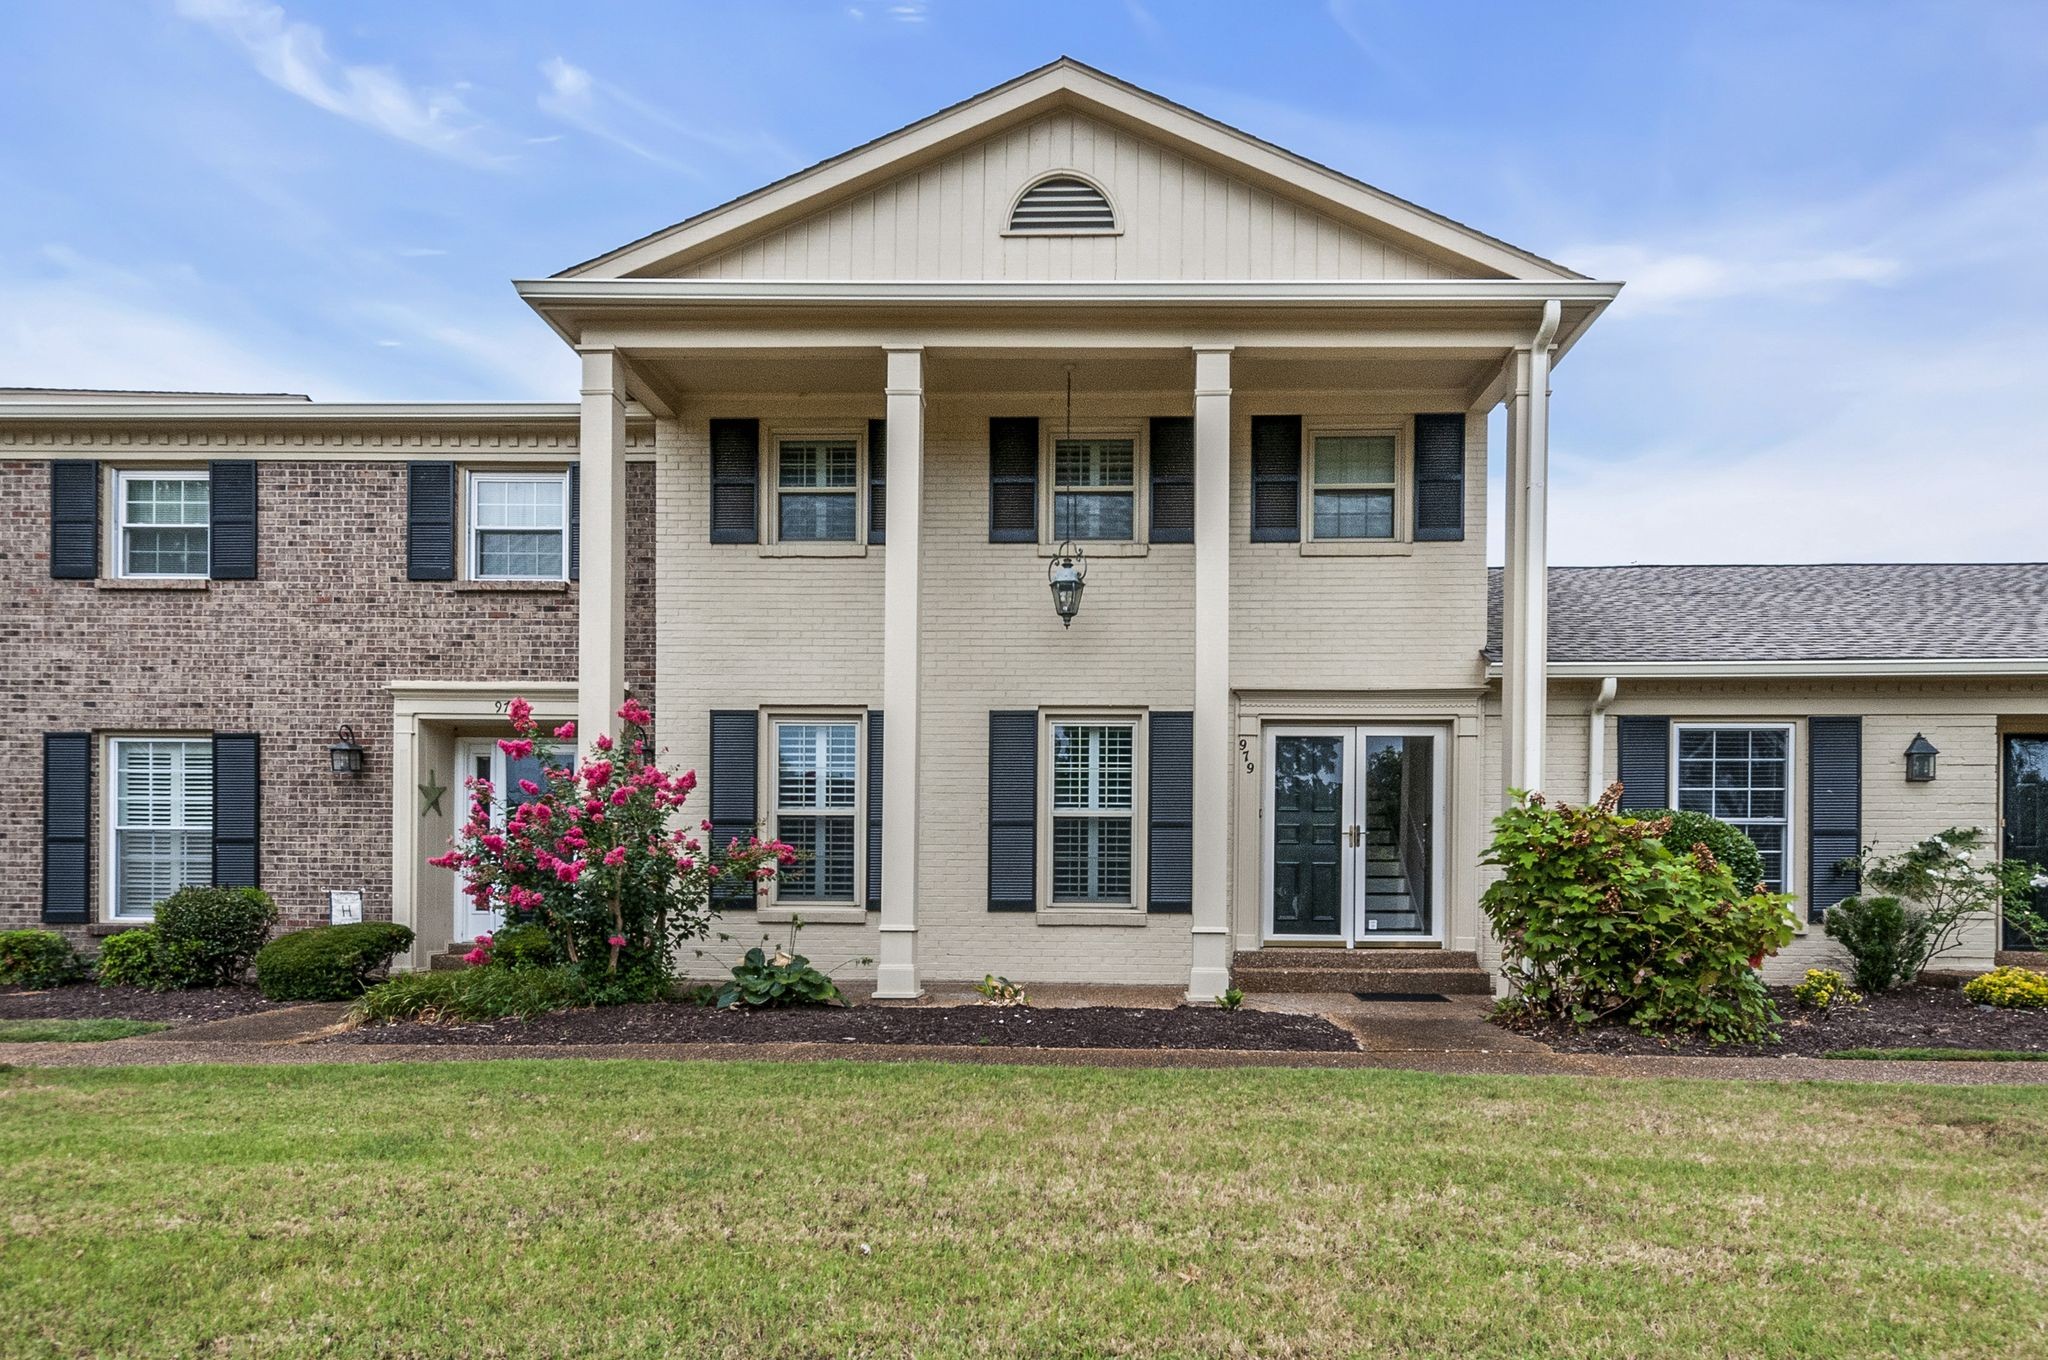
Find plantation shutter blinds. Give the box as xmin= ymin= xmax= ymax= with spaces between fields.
xmin=867 ymin=418 xmax=887 ymax=545
xmin=41 ymin=733 xmax=91 ymax=923
xmin=1411 ymin=414 xmax=1466 ymax=542
xmin=987 ymin=711 xmax=1037 ymax=910
xmin=1249 ymin=415 xmax=1302 ymax=542
xmin=1148 ymin=416 xmax=1195 ymax=544
xmin=865 ymin=710 xmax=884 ymax=908
xmin=1146 ymin=711 xmax=1194 ymax=913
xmin=567 ymin=462 xmax=581 ymax=581
xmin=1807 ymin=717 xmax=1863 ymax=924
xmin=211 ymin=733 xmax=261 ymax=889
xmin=49 ymin=460 xmax=100 ymax=580
xmin=988 ymin=417 xmax=1038 ymax=543
xmin=207 ymin=461 xmax=259 ymax=579
xmin=405 ymin=462 xmax=457 ymax=581
xmin=1615 ymin=717 xmax=1670 ymax=810
xmin=709 ymin=419 xmax=760 ymax=544
xmin=708 ymin=710 xmax=759 ymax=906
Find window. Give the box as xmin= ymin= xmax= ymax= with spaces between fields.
xmin=109 ymin=738 xmax=212 ymax=919
xmin=1050 ymin=721 xmax=1135 ymax=903
xmin=774 ymin=720 xmax=859 ymax=902
xmin=116 ymin=470 xmax=209 ymax=577
xmin=1311 ymin=433 xmax=1398 ymax=540
xmin=1674 ymin=725 xmax=1792 ymax=891
xmin=1052 ymin=437 xmax=1136 ymax=541
xmin=468 ymin=472 xmax=568 ymax=580
xmin=776 ymin=438 xmax=860 ymax=543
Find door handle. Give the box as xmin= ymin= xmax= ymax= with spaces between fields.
xmin=1346 ymin=824 xmax=1362 ymax=848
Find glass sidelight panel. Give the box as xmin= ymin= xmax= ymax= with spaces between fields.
xmin=1270 ymin=734 xmax=1346 ymax=935
xmin=2004 ymin=735 xmax=2048 ymax=950
xmin=1360 ymin=734 xmax=1435 ymax=936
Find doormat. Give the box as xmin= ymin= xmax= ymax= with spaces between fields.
xmin=1352 ymin=991 xmax=1450 ymax=1003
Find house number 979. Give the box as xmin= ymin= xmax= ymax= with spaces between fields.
xmin=1238 ymin=737 xmax=1255 ymax=774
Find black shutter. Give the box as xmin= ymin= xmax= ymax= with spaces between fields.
xmin=1147 ymin=711 xmax=1194 ymax=913
xmin=567 ymin=462 xmax=581 ymax=581
xmin=207 ymin=460 xmax=258 ymax=580
xmin=49 ymin=460 xmax=99 ymax=580
xmin=41 ymin=733 xmax=90 ymax=923
xmin=1615 ymin=716 xmax=1670 ymax=810
xmin=709 ymin=710 xmax=758 ymax=906
xmin=709 ymin=419 xmax=760 ymax=544
xmin=867 ymin=418 xmax=887 ymax=545
xmin=988 ymin=711 xmax=1037 ymax=910
xmin=406 ymin=462 xmax=457 ymax=581
xmin=866 ymin=710 xmax=884 ymax=909
xmin=1808 ymin=717 xmax=1863 ymax=923
xmin=211 ymin=733 xmax=260 ymax=888
xmin=1149 ymin=416 xmax=1194 ymax=544
xmin=989 ymin=417 xmax=1038 ymax=543
xmin=1250 ymin=415 xmax=1301 ymax=542
xmin=1412 ymin=413 xmax=1466 ymax=543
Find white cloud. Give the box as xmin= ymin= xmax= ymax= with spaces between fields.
xmin=537 ymin=57 xmax=800 ymax=174
xmin=173 ymin=0 xmax=505 ymax=166
xmin=886 ymin=3 xmax=929 ymax=22
xmin=350 ymin=300 xmax=575 ymax=399
xmin=1567 ymin=244 xmax=1901 ymax=310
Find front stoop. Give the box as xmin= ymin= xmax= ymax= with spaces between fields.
xmin=428 ymin=946 xmax=474 ymax=972
xmin=1232 ymin=947 xmax=1493 ymax=996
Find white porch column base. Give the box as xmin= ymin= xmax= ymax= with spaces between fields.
xmin=1188 ymin=345 xmax=1233 ymax=1003
xmin=874 ymin=346 xmax=925 ymax=999
xmin=576 ymin=349 xmax=629 ymax=745
xmin=1188 ymin=928 xmax=1232 ymax=1005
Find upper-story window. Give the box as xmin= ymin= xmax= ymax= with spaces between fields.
xmin=1310 ymin=432 xmax=1398 ymax=541
xmin=1052 ymin=437 xmax=1136 ymax=541
xmin=1006 ymin=174 xmax=1118 ymax=234
xmin=777 ymin=438 xmax=860 ymax=542
xmin=115 ymin=469 xmax=209 ymax=578
xmin=467 ymin=471 xmax=569 ymax=581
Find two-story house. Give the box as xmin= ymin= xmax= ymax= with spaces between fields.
xmin=9 ymin=60 xmax=2045 ymax=998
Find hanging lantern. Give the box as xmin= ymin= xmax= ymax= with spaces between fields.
xmin=1048 ymin=364 xmax=1087 ymax=628
xmin=328 ymin=724 xmax=366 ymax=777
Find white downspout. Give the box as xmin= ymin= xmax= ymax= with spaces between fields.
xmin=1587 ymin=676 xmax=1618 ymax=804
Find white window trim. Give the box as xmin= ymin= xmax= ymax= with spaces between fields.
xmin=111 ymin=467 xmax=211 ymax=580
xmin=762 ymin=710 xmax=867 ymax=919
xmin=465 ymin=468 xmax=570 ymax=583
xmin=762 ymin=426 xmax=868 ymax=558
xmin=1037 ymin=710 xmax=1148 ymax=916
xmin=1668 ymin=721 xmax=1798 ymax=896
xmin=1039 ymin=421 xmax=1148 ymax=555
xmin=103 ymin=733 xmax=214 ymax=922
xmin=1302 ymin=422 xmax=1409 ymax=554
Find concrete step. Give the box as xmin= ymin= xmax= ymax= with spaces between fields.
xmin=1232 ymin=947 xmax=1492 ymax=996
xmin=428 ymin=949 xmax=475 ymax=972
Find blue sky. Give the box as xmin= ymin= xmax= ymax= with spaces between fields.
xmin=3 ymin=1 xmax=2044 ymax=564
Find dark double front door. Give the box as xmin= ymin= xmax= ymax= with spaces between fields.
xmin=2005 ymin=735 xmax=2048 ymax=950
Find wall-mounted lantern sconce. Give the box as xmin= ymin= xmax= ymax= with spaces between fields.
xmin=1904 ymin=733 xmax=1938 ymax=783
xmin=328 ymin=724 xmax=366 ymax=777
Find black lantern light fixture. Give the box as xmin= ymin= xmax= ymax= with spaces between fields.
xmin=1047 ymin=364 xmax=1087 ymax=628
xmin=1904 ymin=732 xmax=1939 ymax=783
xmin=328 ymin=724 xmax=366 ymax=777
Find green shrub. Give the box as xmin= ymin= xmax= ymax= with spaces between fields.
xmin=154 ymin=886 xmax=278 ymax=986
xmin=1632 ymin=807 xmax=1768 ymax=896
xmin=485 ymin=923 xmax=558 ymax=972
xmin=1823 ymin=895 xmax=1931 ymax=994
xmin=716 ymin=946 xmax=843 ymax=1009
xmin=255 ymin=923 xmax=415 ymax=1002
xmin=1792 ymin=968 xmax=1861 ymax=1013
xmin=1481 ymin=787 xmax=1798 ymax=1043
xmin=349 ymin=964 xmax=593 ymax=1025
xmin=94 ymin=930 xmax=208 ymax=992
xmin=1962 ymin=966 xmax=2048 ymax=1009
xmin=0 ymin=930 xmax=81 ymax=989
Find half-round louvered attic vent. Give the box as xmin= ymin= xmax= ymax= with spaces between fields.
xmin=1007 ymin=175 xmax=1117 ymax=233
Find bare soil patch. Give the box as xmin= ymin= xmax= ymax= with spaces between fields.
xmin=0 ymin=984 xmax=287 ymax=1027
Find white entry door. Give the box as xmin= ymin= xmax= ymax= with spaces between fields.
xmin=1264 ymin=725 xmax=1446 ymax=944
xmin=451 ymin=738 xmax=572 ymax=944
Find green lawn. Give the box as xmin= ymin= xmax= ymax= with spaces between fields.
xmin=2 ymin=1061 xmax=2045 ymax=1359
xmin=1827 ymin=1046 xmax=2048 ymax=1062
xmin=0 ymin=1018 xmax=168 ymax=1043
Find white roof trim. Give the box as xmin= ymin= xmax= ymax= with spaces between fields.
xmin=1489 ymin=658 xmax=2048 ymax=680
xmin=0 ymin=402 xmax=652 ymax=424
xmin=518 ymin=278 xmax=1621 ymax=306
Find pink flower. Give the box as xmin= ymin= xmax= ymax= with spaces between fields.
xmin=508 ymin=697 xmax=534 ymax=733
xmin=583 ymin=761 xmax=614 ymax=789
xmin=462 ymin=947 xmax=489 ymax=966
xmin=555 ymin=858 xmax=585 ymax=883
xmin=498 ymin=737 xmax=534 ymax=761
xmin=607 ymin=934 xmax=626 ymax=948
xmin=618 ymin=698 xmax=653 ymax=727
xmin=553 ymin=721 xmax=576 ymax=740
xmin=518 ymin=779 xmax=540 ymax=797
xmin=475 ymin=934 xmax=494 ymax=946
xmin=427 ymin=850 xmax=463 ymax=869
xmin=603 ymin=845 xmax=627 ymax=868
xmin=610 ymin=788 xmax=631 ymax=806
xmin=595 ymin=732 xmax=614 ymax=753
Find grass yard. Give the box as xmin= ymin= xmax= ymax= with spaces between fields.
xmin=0 ymin=1018 xmax=168 ymax=1043
xmin=1 ymin=1061 xmax=2045 ymax=1359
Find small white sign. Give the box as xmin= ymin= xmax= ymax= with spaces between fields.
xmin=329 ymin=890 xmax=364 ymax=925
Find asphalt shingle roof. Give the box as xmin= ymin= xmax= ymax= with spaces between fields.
xmin=1486 ymin=564 xmax=2048 ymax=664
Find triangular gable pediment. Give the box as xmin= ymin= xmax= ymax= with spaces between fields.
xmin=557 ymin=59 xmax=1582 ymax=284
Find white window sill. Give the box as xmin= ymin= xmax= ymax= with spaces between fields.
xmin=760 ymin=542 xmax=869 ymax=559
xmin=454 ymin=579 xmax=571 ymax=594
xmin=1035 ymin=907 xmax=1150 ymax=927
xmin=96 ymin=576 xmax=208 ymax=591
xmin=759 ymin=905 xmax=870 ymax=925
xmin=1035 ymin=541 xmax=1148 ymax=559
xmin=1300 ymin=540 xmax=1413 ymax=558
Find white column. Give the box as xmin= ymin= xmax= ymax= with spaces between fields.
xmin=577 ymin=348 xmax=629 ymax=745
xmin=1188 ymin=345 xmax=1233 ymax=1002
xmin=1502 ymin=301 xmax=1559 ymax=797
xmin=1500 ymin=348 xmax=1529 ymax=797
xmin=875 ymin=346 xmax=924 ymax=999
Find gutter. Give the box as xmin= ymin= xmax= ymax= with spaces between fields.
xmin=1486 ymin=657 xmax=2048 ymax=680
xmin=514 ymin=278 xmax=1625 ymax=307
xmin=1587 ymin=676 xmax=1618 ymax=804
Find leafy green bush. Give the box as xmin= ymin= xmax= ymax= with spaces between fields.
xmin=0 ymin=930 xmax=81 ymax=989
xmin=349 ymin=964 xmax=593 ymax=1025
xmin=1822 ymin=895 xmax=1929 ymax=994
xmin=94 ymin=930 xmax=208 ymax=992
xmin=1792 ymin=968 xmax=1861 ymax=1013
xmin=716 ymin=946 xmax=843 ymax=1009
xmin=485 ymin=923 xmax=558 ymax=972
xmin=1632 ymin=807 xmax=1768 ymax=896
xmin=1962 ymin=966 xmax=2048 ymax=1009
xmin=1481 ymin=785 xmax=1798 ymax=1043
xmin=255 ymin=923 xmax=415 ymax=1002
xmin=154 ymin=886 xmax=278 ymax=986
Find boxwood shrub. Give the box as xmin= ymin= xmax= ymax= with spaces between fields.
xmin=0 ymin=930 xmax=81 ymax=990
xmin=154 ymin=886 xmax=279 ymax=986
xmin=94 ymin=929 xmax=209 ymax=992
xmin=1631 ymin=807 xmax=1768 ymax=896
xmin=255 ymin=923 xmax=416 ymax=1002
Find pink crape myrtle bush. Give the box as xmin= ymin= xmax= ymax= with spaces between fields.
xmin=429 ymin=696 xmax=793 ymax=1001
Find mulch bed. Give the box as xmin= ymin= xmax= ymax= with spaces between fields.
xmin=330 ymin=1004 xmax=1361 ymax=1052
xmin=0 ymin=984 xmax=288 ymax=1027
xmin=1511 ymin=985 xmax=2048 ymax=1058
